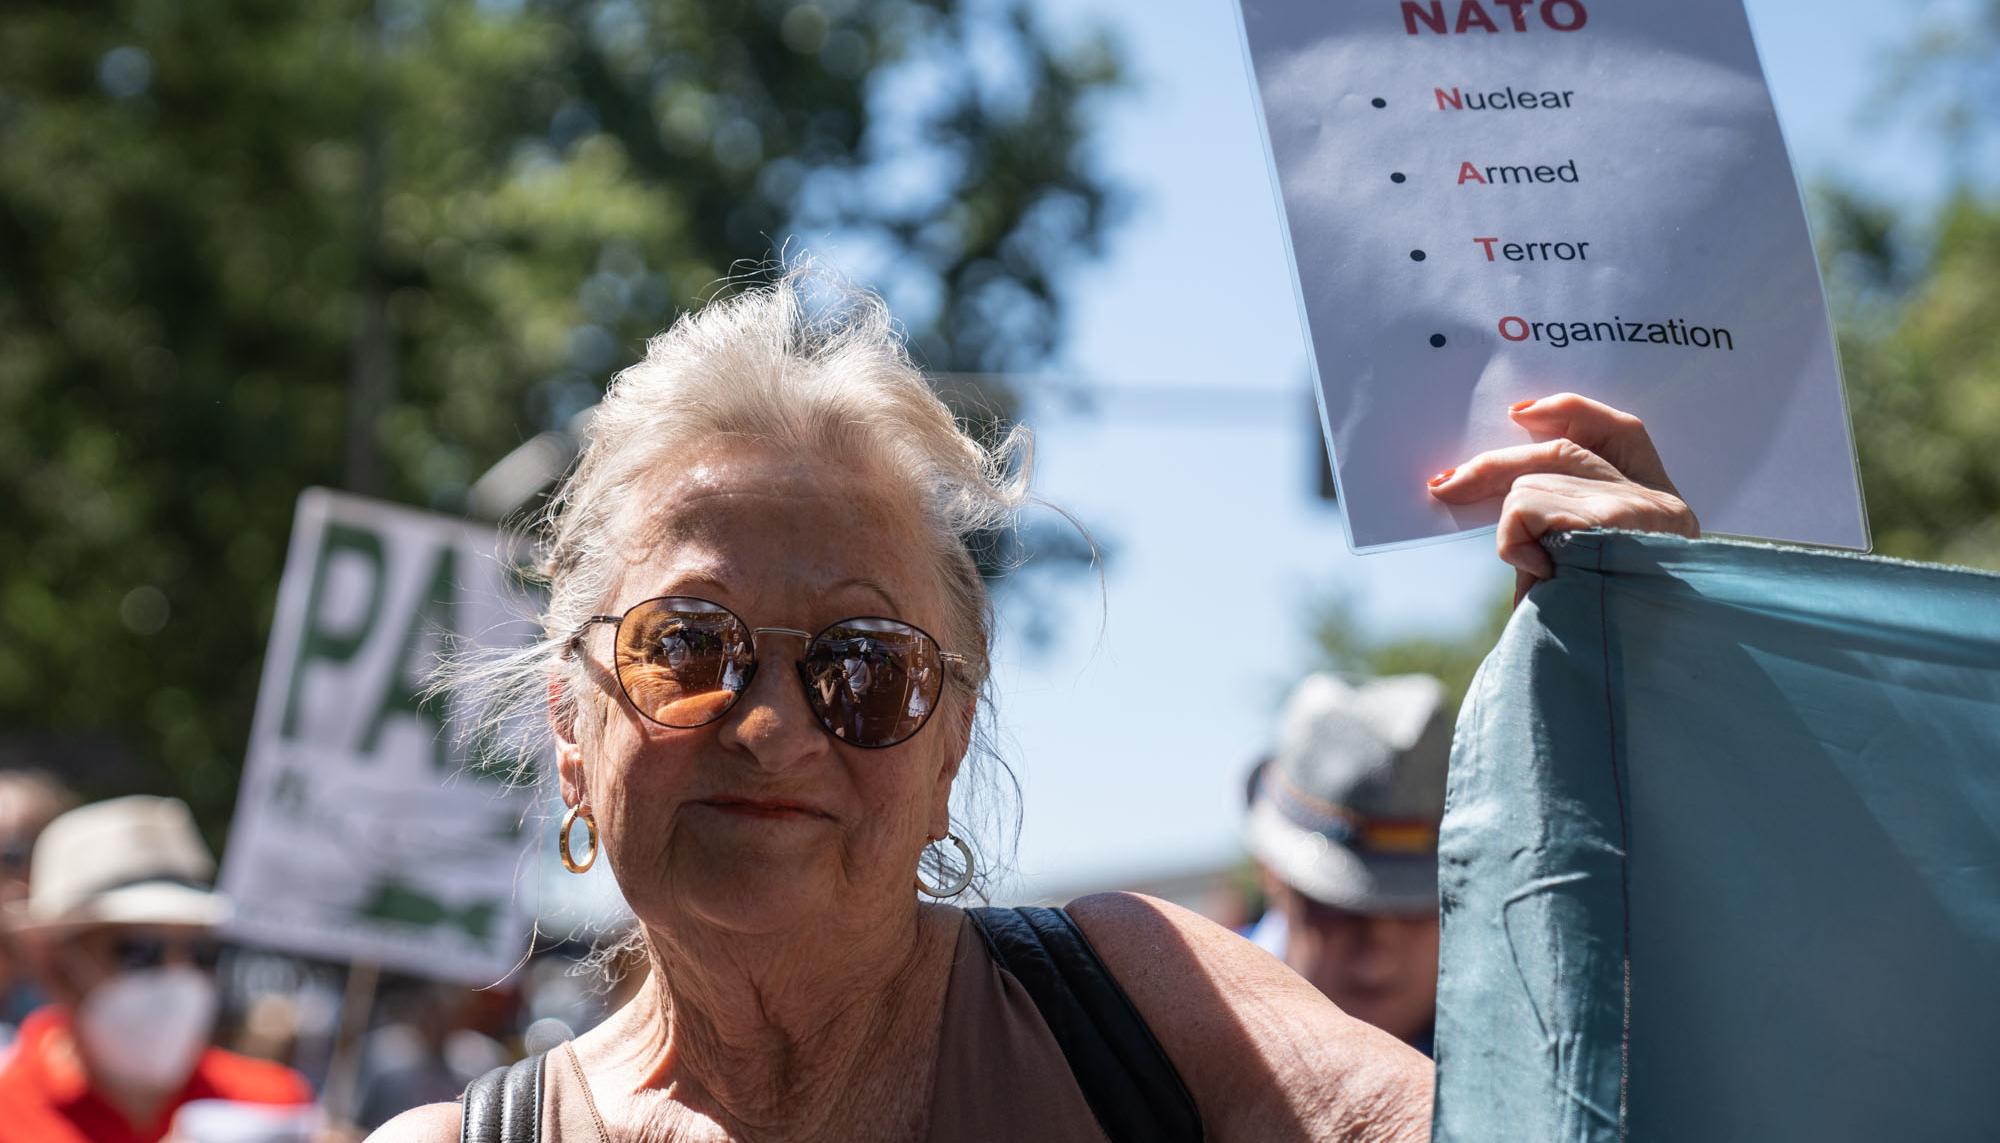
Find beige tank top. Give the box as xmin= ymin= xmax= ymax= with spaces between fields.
xmin=538 ymin=910 xmax=1110 ymax=1142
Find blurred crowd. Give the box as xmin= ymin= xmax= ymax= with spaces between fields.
xmin=0 ymin=773 xmax=648 ymax=1143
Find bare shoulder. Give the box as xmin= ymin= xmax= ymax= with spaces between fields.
xmin=364 ymin=1101 xmax=461 ymax=1143
xmin=1066 ymin=891 xmax=1432 ymax=1143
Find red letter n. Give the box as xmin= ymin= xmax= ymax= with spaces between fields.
xmin=1402 ymin=1 xmax=1448 ymax=34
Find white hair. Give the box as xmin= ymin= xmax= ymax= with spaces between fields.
xmin=449 ymin=265 xmax=1043 ymax=937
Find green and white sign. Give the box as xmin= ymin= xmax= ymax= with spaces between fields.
xmin=219 ymin=488 xmax=542 ymax=983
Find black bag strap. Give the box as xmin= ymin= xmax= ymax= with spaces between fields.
xmin=459 ymin=1050 xmax=547 ymax=1143
xmin=968 ymin=905 xmax=1204 ymax=1143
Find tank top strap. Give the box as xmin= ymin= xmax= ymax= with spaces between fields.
xmin=540 ymin=1040 xmax=612 ymax=1143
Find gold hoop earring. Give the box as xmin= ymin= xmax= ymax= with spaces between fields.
xmin=915 ymin=833 xmax=974 ymax=899
xmin=560 ymin=804 xmax=598 ymax=874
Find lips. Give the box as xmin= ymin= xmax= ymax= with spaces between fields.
xmin=698 ymin=797 xmax=835 ymax=821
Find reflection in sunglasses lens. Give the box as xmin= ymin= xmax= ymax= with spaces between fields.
xmin=615 ymin=600 xmax=753 ymax=727
xmin=802 ymin=621 xmax=943 ymax=748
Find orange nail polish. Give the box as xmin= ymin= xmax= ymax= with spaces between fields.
xmin=1428 ymin=468 xmax=1456 ymax=487
xmin=1510 ymin=398 xmax=1537 ymax=413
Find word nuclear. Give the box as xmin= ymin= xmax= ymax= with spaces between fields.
xmin=1401 ymin=0 xmax=1588 ymax=36
xmin=1436 ymin=86 xmax=1575 ymax=111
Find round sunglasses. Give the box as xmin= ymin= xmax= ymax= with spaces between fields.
xmin=569 ymin=596 xmax=967 ymax=749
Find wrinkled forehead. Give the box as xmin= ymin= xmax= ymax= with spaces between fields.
xmin=596 ymin=442 xmax=942 ymax=611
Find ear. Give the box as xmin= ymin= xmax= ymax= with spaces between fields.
xmin=927 ymin=694 xmax=975 ymax=838
xmin=550 ymin=675 xmax=588 ymax=808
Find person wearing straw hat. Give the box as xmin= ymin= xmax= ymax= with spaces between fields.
xmin=0 ymin=795 xmax=310 ymax=1143
xmin=1244 ymin=673 xmax=1450 ymax=1054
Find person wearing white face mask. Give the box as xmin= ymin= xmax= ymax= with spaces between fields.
xmin=0 ymin=795 xmax=310 ymax=1143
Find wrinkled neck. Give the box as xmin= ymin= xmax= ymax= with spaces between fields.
xmin=596 ymin=904 xmax=956 ymax=1139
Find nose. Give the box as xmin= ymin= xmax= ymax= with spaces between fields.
xmin=714 ymin=638 xmax=827 ymax=770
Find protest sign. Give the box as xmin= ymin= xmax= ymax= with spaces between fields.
xmin=219 ymin=489 xmax=541 ymax=984
xmin=1234 ymin=0 xmax=1869 ymax=551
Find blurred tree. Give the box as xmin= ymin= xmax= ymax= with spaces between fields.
xmin=1871 ymin=0 xmax=2000 ymax=192
xmin=0 ymin=0 xmax=1122 ymax=833
xmin=1822 ymin=0 xmax=2000 ymax=570
xmin=1829 ymin=191 xmax=2000 ymax=569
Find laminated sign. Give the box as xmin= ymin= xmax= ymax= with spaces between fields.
xmin=1233 ymin=0 xmax=1868 ymax=551
xmin=219 ymin=489 xmax=542 ymax=983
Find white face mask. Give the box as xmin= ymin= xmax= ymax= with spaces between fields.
xmin=74 ymin=965 xmax=217 ymax=1093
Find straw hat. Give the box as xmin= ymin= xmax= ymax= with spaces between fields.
xmin=13 ymin=795 xmax=230 ymax=932
xmin=1245 ymin=673 xmax=1450 ymax=914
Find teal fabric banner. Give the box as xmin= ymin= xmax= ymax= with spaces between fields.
xmin=1434 ymin=531 xmax=2000 ymax=1143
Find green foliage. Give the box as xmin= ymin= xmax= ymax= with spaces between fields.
xmin=1822 ymin=0 xmax=2000 ymax=570
xmin=1832 ymin=192 xmax=2000 ymax=568
xmin=0 ymin=0 xmax=1122 ymax=832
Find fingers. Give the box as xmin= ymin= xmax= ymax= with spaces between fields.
xmin=1512 ymin=568 xmax=1538 ymax=609
xmin=1426 ymin=394 xmax=1698 ymax=594
xmin=1427 ymin=438 xmax=1623 ymax=504
xmin=1507 ymin=393 xmax=1678 ymax=493
xmin=1491 ymin=474 xmax=1699 ymax=583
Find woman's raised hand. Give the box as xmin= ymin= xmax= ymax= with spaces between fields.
xmin=1426 ymin=393 xmax=1699 ymax=602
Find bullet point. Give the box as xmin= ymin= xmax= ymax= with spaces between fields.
xmin=1429 ymin=333 xmax=1447 ymax=347
xmin=1371 ymin=97 xmax=1387 ymax=108
xmin=1410 ymin=249 xmax=1426 ymax=261
xmin=1390 ymin=172 xmax=1407 ymax=184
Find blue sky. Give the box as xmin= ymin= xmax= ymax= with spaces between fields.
xmin=972 ymin=0 xmax=1954 ymax=899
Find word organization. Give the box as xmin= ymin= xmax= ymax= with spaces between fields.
xmin=1497 ymin=315 xmax=1737 ymax=351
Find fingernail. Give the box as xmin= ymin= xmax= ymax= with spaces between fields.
xmin=1510 ymin=399 xmax=1537 ymax=413
xmin=1428 ymin=468 xmax=1456 ymax=487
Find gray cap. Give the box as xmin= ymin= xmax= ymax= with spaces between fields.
xmin=1244 ymin=673 xmax=1449 ymax=914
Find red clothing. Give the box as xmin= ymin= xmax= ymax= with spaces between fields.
xmin=0 ymin=1006 xmax=311 ymax=1143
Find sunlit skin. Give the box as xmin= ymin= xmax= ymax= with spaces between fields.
xmin=1271 ymin=883 xmax=1440 ymax=1046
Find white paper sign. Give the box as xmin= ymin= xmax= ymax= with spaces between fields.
xmin=219 ymin=489 xmax=541 ymax=983
xmin=1234 ymin=0 xmax=1868 ymax=551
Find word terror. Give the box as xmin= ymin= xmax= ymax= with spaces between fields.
xmin=1401 ymin=0 xmax=1589 ymax=35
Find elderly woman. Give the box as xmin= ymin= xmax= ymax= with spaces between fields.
xmin=374 ymin=271 xmax=1693 ymax=1143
